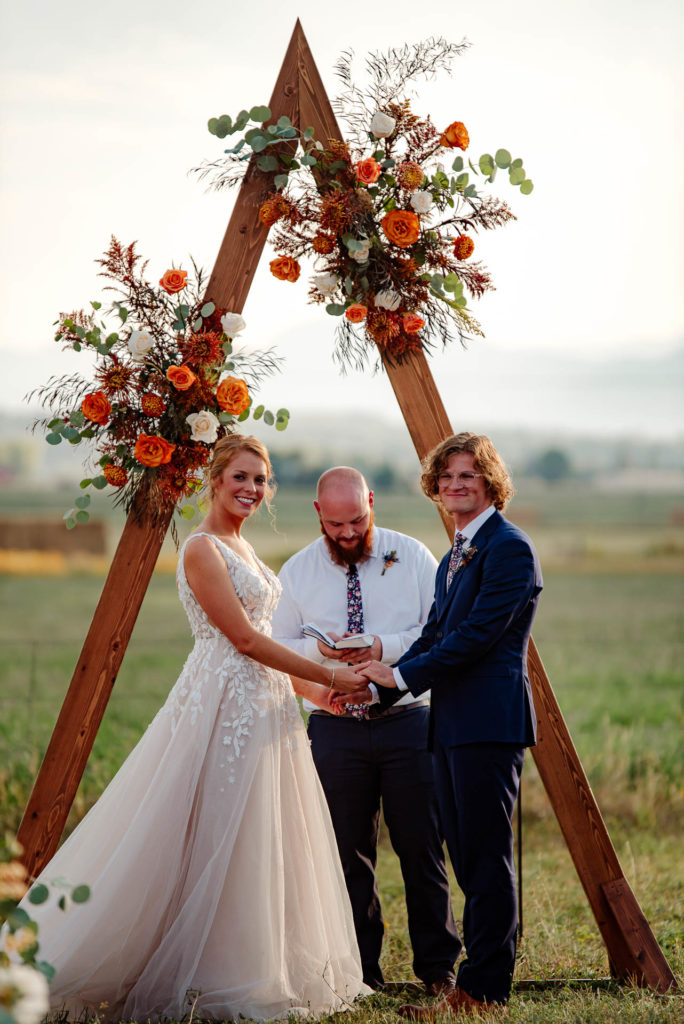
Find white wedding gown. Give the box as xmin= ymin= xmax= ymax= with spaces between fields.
xmin=26 ymin=532 xmax=369 ymax=1021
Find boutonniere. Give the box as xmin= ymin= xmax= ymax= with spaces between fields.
xmin=381 ymin=550 xmax=400 ymax=575
xmin=455 ymin=545 xmax=477 ymax=574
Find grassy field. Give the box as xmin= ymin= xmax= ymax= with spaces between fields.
xmin=1 ymin=486 xmax=683 ymax=1021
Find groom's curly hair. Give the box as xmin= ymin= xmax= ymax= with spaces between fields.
xmin=421 ymin=432 xmax=514 ymax=511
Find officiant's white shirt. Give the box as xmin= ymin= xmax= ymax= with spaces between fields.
xmin=272 ymin=526 xmax=438 ymax=712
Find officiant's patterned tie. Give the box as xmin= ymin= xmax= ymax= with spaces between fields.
xmin=446 ymin=532 xmax=467 ymax=590
xmin=345 ymin=564 xmax=369 ymax=719
xmin=346 ymin=564 xmax=364 ymax=633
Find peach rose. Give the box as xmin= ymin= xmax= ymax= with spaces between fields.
xmin=345 ymin=304 xmax=368 ymax=324
xmin=103 ymin=464 xmax=128 ymax=487
xmin=381 ymin=209 xmax=420 ymax=249
xmin=166 ymin=364 xmax=197 ymax=390
xmin=439 ymin=121 xmax=469 ymax=150
xmin=403 ymin=313 xmax=425 ymax=334
xmin=453 ymin=235 xmax=475 ymax=260
xmin=216 ymin=376 xmax=250 ymax=415
xmin=355 ymin=158 xmax=382 ymax=185
xmin=270 ymin=256 xmax=300 ymax=283
xmin=81 ymin=391 xmax=111 ymax=425
xmin=159 ymin=269 xmax=188 ymax=294
xmin=134 ymin=433 xmax=176 ymax=467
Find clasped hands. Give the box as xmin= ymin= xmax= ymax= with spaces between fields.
xmin=321 ymin=637 xmax=397 ymax=710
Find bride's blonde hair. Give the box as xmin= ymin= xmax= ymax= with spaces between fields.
xmin=208 ymin=433 xmax=276 ymax=506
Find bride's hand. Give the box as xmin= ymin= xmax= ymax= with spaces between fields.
xmin=306 ymin=682 xmax=346 ymax=715
xmin=330 ymin=686 xmax=372 ymax=707
xmin=330 ymin=665 xmax=366 ymax=693
xmin=357 ymin=661 xmax=397 ymax=688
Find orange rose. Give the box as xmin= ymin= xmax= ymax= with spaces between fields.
xmin=270 ymin=256 xmax=300 ymax=282
xmin=453 ymin=235 xmax=475 ymax=260
xmin=439 ymin=121 xmax=469 ymax=150
xmin=381 ymin=209 xmax=421 ymax=249
xmin=216 ymin=376 xmax=250 ymax=415
xmin=166 ymin=364 xmax=197 ymax=390
xmin=345 ymin=304 xmax=368 ymax=324
xmin=403 ymin=313 xmax=425 ymax=334
xmin=355 ymin=158 xmax=382 ymax=185
xmin=159 ymin=269 xmax=188 ymax=294
xmin=134 ymin=433 xmax=176 ymax=468
xmin=81 ymin=391 xmax=111 ymax=425
xmin=103 ymin=464 xmax=128 ymax=487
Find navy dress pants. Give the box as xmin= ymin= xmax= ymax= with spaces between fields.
xmin=434 ymin=741 xmax=525 ymax=1004
xmin=308 ymin=707 xmax=461 ymax=989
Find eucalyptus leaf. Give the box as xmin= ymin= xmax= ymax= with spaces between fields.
xmin=80 ymin=478 xmax=92 ymax=488
xmin=326 ymin=303 xmax=346 ymax=316
xmin=65 ymin=518 xmax=76 ymax=530
xmin=274 ymin=173 xmax=289 ymax=189
xmin=250 ymin=135 xmax=268 ymax=153
xmin=81 ymin=428 xmax=95 ymax=439
xmin=75 ymin=510 xmax=90 ymax=524
xmin=180 ymin=505 xmax=196 ymax=520
xmin=192 ymin=318 xmax=202 ymax=331
xmin=62 ymin=427 xmax=80 ymax=442
xmin=478 ymin=154 xmax=494 ymax=175
xmin=520 ymin=179 xmax=534 ymax=195
xmin=263 ymin=410 xmax=275 ymax=426
xmin=237 ymin=408 xmax=250 ymax=422
xmin=443 ymin=274 xmax=464 ymax=294
xmin=218 ymin=411 xmax=233 ymax=424
xmin=509 ymin=167 xmax=525 ymax=185
xmin=276 ymin=408 xmax=290 ymax=418
xmin=456 ymin=172 xmax=469 ymax=188
xmin=277 ymin=115 xmax=292 ymax=128
xmin=75 ymin=495 xmax=91 ymax=509
xmin=275 ymin=417 xmax=288 ymax=432
xmin=495 ymin=148 xmax=511 ymax=168
xmin=92 ymin=476 xmax=108 ymax=490
xmin=47 ymin=418 xmax=65 ymax=431
xmin=250 ymin=105 xmax=271 ymax=122
xmin=511 ymin=158 xmax=524 ymax=169
xmin=73 ymin=341 xmax=82 ymax=352
xmin=303 ymin=126 xmax=314 ymax=140
xmin=90 ymin=300 xmax=102 ymax=310
xmin=201 ymin=302 xmax=215 ymax=317
xmin=300 ymin=154 xmax=317 ymax=167
xmin=257 ymin=155 xmax=279 ymax=172
xmin=463 ymin=184 xmax=477 ymax=198
xmin=253 ymin=404 xmax=264 ymax=420
xmin=452 ymin=156 xmax=464 ymax=172
xmin=28 ymin=884 xmax=49 ymax=905
xmin=72 ymin=885 xmax=91 ymax=904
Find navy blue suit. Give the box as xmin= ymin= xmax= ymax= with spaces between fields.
xmin=379 ymin=510 xmax=542 ymax=1002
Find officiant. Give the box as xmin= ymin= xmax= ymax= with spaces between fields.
xmin=272 ymin=466 xmax=460 ymax=994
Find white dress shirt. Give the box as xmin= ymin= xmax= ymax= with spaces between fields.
xmin=392 ymin=504 xmax=496 ymax=693
xmin=272 ymin=526 xmax=438 ymax=711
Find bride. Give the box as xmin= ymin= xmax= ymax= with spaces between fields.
xmin=23 ymin=433 xmax=371 ymax=1021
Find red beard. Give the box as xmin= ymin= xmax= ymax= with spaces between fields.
xmin=321 ymin=510 xmax=375 ymax=566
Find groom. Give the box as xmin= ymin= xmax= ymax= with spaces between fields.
xmin=337 ymin=433 xmax=542 ymax=1015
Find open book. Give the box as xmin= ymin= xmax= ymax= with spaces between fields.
xmin=301 ymin=623 xmax=375 ymax=650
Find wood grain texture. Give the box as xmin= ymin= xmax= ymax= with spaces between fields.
xmin=18 ymin=495 xmax=173 ymax=877
xmin=602 ymin=878 xmax=677 ymax=992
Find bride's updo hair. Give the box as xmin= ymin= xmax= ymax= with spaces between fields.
xmin=208 ymin=433 xmax=276 ymax=506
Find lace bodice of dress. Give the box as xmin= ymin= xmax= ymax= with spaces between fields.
xmin=177 ymin=531 xmax=282 ymax=639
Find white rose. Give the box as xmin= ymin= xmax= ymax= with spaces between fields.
xmin=313 ymin=273 xmax=339 ymax=296
xmin=0 ymin=965 xmax=50 ymax=1024
xmin=410 ymin=190 xmax=433 ymax=214
xmin=186 ymin=410 xmax=220 ymax=444
xmin=220 ymin=312 xmax=246 ymax=338
xmin=350 ymin=238 xmax=371 ymax=263
xmin=374 ymin=289 xmax=402 ymax=311
xmin=370 ymin=112 xmax=396 ymax=138
xmin=127 ymin=330 xmax=154 ymax=362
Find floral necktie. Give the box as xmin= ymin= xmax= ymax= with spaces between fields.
xmin=446 ymin=532 xmax=467 ymax=590
xmin=346 ymin=564 xmax=364 ymax=633
xmin=345 ymin=564 xmax=368 ymax=719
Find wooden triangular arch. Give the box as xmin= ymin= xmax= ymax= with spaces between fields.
xmin=18 ymin=20 xmax=675 ymax=994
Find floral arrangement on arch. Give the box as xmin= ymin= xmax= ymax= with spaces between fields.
xmin=197 ymin=39 xmax=533 ymax=370
xmin=31 ymin=238 xmax=288 ymax=526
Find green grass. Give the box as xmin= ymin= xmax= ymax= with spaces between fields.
xmin=1 ymin=525 xmax=683 ymax=1020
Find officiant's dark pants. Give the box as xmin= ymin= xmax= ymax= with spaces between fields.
xmin=308 ymin=707 xmax=460 ymax=989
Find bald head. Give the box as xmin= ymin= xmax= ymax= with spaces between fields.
xmin=316 ymin=466 xmax=369 ymax=503
xmin=314 ymin=467 xmax=374 ymax=565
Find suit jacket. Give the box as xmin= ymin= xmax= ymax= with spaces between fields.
xmin=378 ymin=510 xmax=542 ymax=749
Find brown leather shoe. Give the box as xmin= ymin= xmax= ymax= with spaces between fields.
xmin=424 ymin=977 xmax=457 ymax=999
xmin=399 ymin=984 xmax=507 ymax=1020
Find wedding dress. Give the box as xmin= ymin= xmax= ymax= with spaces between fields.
xmin=26 ymin=532 xmax=369 ymax=1021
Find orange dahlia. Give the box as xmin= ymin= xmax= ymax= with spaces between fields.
xmin=141 ymin=393 xmax=166 ymax=417
xmin=312 ymin=233 xmax=336 ymax=255
xmin=103 ymin=464 xmax=128 ymax=487
xmin=453 ymin=235 xmax=475 ymax=260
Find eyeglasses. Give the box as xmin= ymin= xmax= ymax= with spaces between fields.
xmin=437 ymin=472 xmax=483 ymax=486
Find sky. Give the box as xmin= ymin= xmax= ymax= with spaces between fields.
xmin=1 ymin=0 xmax=682 ymax=439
